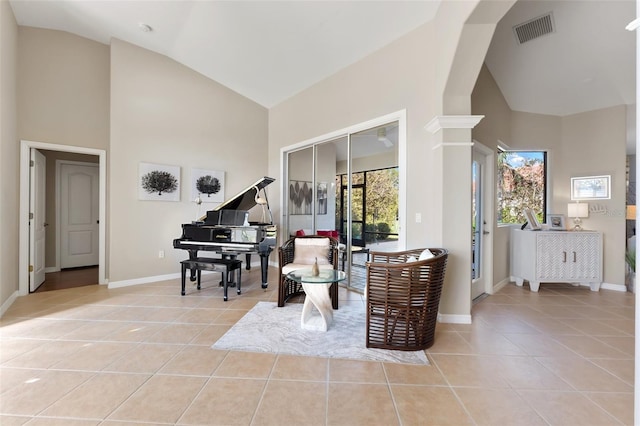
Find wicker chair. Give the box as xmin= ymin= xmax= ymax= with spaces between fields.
xmin=278 ymin=235 xmax=340 ymax=308
xmin=365 ymin=248 xmax=448 ymax=351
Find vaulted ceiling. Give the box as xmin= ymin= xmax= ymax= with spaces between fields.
xmin=9 ymin=0 xmax=636 ymax=120
xmin=8 ymin=0 xmax=441 ymax=108
xmin=485 ymin=0 xmax=635 ymax=117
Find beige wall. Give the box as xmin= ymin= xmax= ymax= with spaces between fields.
xmin=473 ymin=64 xmax=627 ymax=288
xmin=269 ymin=0 xmax=500 ymax=319
xmin=0 ymin=0 xmax=18 ymax=309
xmin=109 ymin=39 xmax=268 ymax=283
xmin=18 ymin=27 xmax=110 ymax=149
xmin=556 ymin=106 xmax=627 ymax=286
xmin=0 ymin=1 xmax=628 ymax=316
xmin=471 ymin=64 xmax=513 ymax=286
xmin=269 ymin=21 xmax=439 ymax=249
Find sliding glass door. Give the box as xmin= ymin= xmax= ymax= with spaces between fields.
xmin=284 ymin=119 xmax=400 ymax=291
xmin=286 ymin=147 xmax=314 ymax=234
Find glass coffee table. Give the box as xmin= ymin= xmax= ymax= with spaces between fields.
xmin=286 ymin=269 xmax=347 ymax=331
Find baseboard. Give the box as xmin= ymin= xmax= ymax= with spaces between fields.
xmin=108 ymin=273 xmax=181 ymax=289
xmin=492 ymin=277 xmax=511 ymax=293
xmin=437 ymin=312 xmax=472 ymax=324
xmin=598 ymin=282 xmax=628 ymax=292
xmin=0 ymin=290 xmax=20 ymax=319
xmin=44 ymin=266 xmax=60 ymax=273
xmin=108 ymin=260 xmax=267 ymax=289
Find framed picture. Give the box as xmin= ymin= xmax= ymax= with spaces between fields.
xmin=138 ymin=162 xmax=180 ymax=201
xmin=524 ymin=208 xmax=541 ymax=230
xmin=548 ymin=214 xmax=565 ymax=230
xmin=191 ymin=168 xmax=225 ymax=203
xmin=289 ymin=180 xmax=313 ymax=215
xmin=571 ymin=175 xmax=611 ymax=200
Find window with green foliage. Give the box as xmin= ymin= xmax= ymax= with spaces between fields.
xmin=336 ymin=167 xmax=399 ymax=244
xmin=497 ymin=149 xmax=547 ymax=225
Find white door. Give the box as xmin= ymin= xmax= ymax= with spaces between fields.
xmin=60 ymin=163 xmax=99 ymax=268
xmin=29 ymin=149 xmax=46 ymax=292
xmin=472 ymin=145 xmax=493 ymax=300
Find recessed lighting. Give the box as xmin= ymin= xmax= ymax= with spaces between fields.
xmin=138 ymin=23 xmax=153 ymax=33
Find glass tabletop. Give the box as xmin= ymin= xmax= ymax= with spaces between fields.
xmin=286 ymin=269 xmax=347 ymax=284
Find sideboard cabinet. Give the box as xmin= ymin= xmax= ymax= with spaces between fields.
xmin=510 ymin=228 xmax=602 ymax=292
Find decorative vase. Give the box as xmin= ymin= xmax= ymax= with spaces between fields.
xmin=311 ymin=257 xmax=319 ymax=276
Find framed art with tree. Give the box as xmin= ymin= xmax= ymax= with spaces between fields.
xmin=139 ymin=162 xmax=180 ymax=201
xmin=191 ymin=168 xmax=225 ymax=203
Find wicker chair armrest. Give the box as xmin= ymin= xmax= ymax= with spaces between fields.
xmin=368 ymin=248 xmax=436 ymax=265
xmin=278 ymin=238 xmax=297 ymax=273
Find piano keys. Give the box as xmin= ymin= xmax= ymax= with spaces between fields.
xmin=173 ymin=176 xmax=277 ymax=288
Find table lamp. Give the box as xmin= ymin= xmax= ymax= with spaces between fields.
xmin=626 ymin=205 xmax=636 ymax=221
xmin=567 ymin=202 xmax=589 ymax=231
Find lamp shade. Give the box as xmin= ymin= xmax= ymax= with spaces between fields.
xmin=567 ymin=202 xmax=589 ymax=218
xmin=627 ymin=205 xmax=636 ymax=220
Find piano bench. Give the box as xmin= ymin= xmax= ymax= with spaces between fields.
xmin=180 ymin=257 xmax=242 ymax=301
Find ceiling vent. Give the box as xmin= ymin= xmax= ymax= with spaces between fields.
xmin=513 ymin=12 xmax=555 ymax=44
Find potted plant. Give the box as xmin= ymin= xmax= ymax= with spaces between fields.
xmin=625 ymin=249 xmax=635 ymax=293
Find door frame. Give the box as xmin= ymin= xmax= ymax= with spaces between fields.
xmin=471 ymin=140 xmax=494 ymax=297
xmin=19 ymin=140 xmax=107 ymax=295
xmin=30 ymin=149 xmax=46 ymax=291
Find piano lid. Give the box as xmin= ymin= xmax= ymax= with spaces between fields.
xmin=213 ymin=176 xmax=275 ymax=212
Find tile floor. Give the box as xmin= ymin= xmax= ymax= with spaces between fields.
xmin=0 ymin=267 xmax=635 ymax=425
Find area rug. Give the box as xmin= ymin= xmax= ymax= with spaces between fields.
xmin=212 ymin=301 xmax=429 ymax=365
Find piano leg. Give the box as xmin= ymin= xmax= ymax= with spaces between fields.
xmin=245 ymin=254 xmax=252 ymax=270
xmin=188 ymin=250 xmax=198 ymax=282
xmin=260 ymin=253 xmax=269 ymax=289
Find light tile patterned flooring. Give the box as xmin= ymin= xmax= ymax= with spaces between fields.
xmin=0 ymin=267 xmax=635 ymax=425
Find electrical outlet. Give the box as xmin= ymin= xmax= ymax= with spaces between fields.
xmin=158 ymin=250 xmax=165 ymax=258
xmin=415 ymin=213 xmax=422 ymax=223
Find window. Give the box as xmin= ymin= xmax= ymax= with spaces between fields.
xmin=336 ymin=167 xmax=399 ymax=245
xmin=497 ymin=149 xmax=547 ymax=225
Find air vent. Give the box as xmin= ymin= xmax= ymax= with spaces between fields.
xmin=513 ymin=12 xmax=555 ymax=44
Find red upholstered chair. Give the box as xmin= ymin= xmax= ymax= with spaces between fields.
xmin=316 ymin=230 xmax=339 ymax=239
xmin=278 ymin=235 xmax=340 ymax=308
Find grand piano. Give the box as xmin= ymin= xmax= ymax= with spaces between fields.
xmin=173 ymin=176 xmax=277 ymax=288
